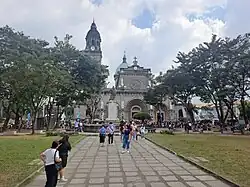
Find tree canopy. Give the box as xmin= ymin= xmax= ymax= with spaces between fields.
xmin=144 ymin=33 xmax=250 ymax=130
xmin=0 ymin=26 xmax=108 ymax=133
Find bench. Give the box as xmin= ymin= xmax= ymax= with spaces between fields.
xmin=147 ymin=128 xmax=156 ymax=133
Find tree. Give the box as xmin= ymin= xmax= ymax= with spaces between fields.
xmin=191 ymin=35 xmax=231 ymax=132
xmin=133 ymin=112 xmax=151 ymax=123
xmin=163 ymin=52 xmax=198 ymax=124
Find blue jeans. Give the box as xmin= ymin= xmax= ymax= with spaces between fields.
xmin=122 ymin=135 xmax=130 ymax=150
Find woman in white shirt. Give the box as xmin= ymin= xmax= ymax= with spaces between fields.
xmin=40 ymin=141 xmax=61 ymax=187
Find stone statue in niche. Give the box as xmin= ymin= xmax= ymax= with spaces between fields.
xmin=109 ymin=86 xmax=116 ymax=100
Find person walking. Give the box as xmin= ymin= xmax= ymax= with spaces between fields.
xmin=122 ymin=124 xmax=132 ymax=153
xmin=120 ymin=121 xmax=125 ymax=142
xmin=107 ymin=122 xmax=115 ymax=144
xmin=40 ymin=141 xmax=61 ymax=187
xmin=99 ymin=125 xmax=106 ymax=147
xmin=58 ymin=135 xmax=72 ymax=182
xmin=140 ymin=124 xmax=146 ymax=138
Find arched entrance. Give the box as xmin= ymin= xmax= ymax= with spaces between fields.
xmin=131 ymin=105 xmax=141 ymax=118
xmin=125 ymin=99 xmax=148 ymax=121
xmin=178 ymin=109 xmax=184 ymax=118
xmin=155 ymin=104 xmax=168 ymax=124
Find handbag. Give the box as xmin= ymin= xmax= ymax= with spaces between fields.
xmin=54 ymin=149 xmax=62 ymax=171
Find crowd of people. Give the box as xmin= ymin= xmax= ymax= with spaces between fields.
xmin=39 ymin=121 xmax=147 ymax=187
xmin=98 ymin=121 xmax=146 ymax=153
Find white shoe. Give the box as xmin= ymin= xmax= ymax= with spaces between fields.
xmin=127 ymin=150 xmax=130 ymax=153
xmin=60 ymin=177 xmax=68 ymax=182
xmin=122 ymin=150 xmax=126 ymax=154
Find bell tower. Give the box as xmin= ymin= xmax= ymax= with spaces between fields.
xmin=84 ymin=20 xmax=102 ymax=63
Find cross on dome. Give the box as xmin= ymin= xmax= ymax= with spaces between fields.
xmin=133 ymin=56 xmax=138 ymax=65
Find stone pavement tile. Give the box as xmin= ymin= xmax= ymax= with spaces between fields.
xmin=67 ymin=185 xmax=85 ymax=187
xmin=157 ymin=170 xmax=173 ymax=175
xmin=180 ymin=175 xmax=197 ymax=181
xmin=195 ymin=175 xmax=217 ymax=181
xmin=70 ymin=178 xmax=86 ymax=184
xmin=123 ymin=167 xmax=138 ymax=171
xmin=78 ymin=164 xmax=93 ymax=169
xmin=138 ymin=167 xmax=153 ymax=171
xmin=76 ymin=168 xmax=91 ymax=173
xmin=88 ymin=185 xmax=105 ymax=187
xmin=89 ymin=178 xmax=105 ymax=184
xmin=168 ymin=166 xmax=184 ymax=171
xmin=108 ymin=164 xmax=121 ymax=168
xmin=188 ymin=170 xmax=207 ymax=175
xmin=126 ymin=176 xmax=143 ymax=182
xmin=108 ymin=184 xmax=125 ymax=187
xmin=186 ymin=181 xmax=207 ymax=187
xmin=90 ymin=172 xmax=107 ymax=177
xmin=167 ymin=181 xmax=187 ymax=187
xmin=145 ymin=176 xmax=161 ymax=182
xmin=127 ymin=183 xmax=146 ymax=187
xmin=91 ymin=168 xmax=107 ymax=173
xmin=205 ymin=180 xmax=230 ymax=187
xmin=109 ymin=167 xmax=121 ymax=171
xmin=172 ymin=170 xmax=190 ymax=175
xmin=150 ymin=182 xmax=167 ymax=187
xmin=109 ymin=171 xmax=123 ymax=177
xmin=109 ymin=177 xmax=124 ymax=183
xmin=141 ymin=171 xmax=157 ymax=176
xmin=153 ymin=166 xmax=169 ymax=171
xmin=162 ymin=175 xmax=178 ymax=181
xmin=125 ymin=171 xmax=139 ymax=176
xmin=74 ymin=173 xmax=88 ymax=178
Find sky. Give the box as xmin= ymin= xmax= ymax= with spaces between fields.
xmin=0 ymin=0 xmax=250 ymax=103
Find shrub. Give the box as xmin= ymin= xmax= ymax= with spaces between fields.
xmin=160 ymin=130 xmax=174 ymax=135
xmin=45 ymin=131 xmax=60 ymax=136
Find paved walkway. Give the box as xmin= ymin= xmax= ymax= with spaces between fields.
xmin=27 ymin=136 xmax=230 ymax=187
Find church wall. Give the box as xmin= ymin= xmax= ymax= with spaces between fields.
xmin=122 ymin=74 xmax=149 ymax=90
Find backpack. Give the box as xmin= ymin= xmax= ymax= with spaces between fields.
xmin=100 ymin=127 xmax=106 ymax=135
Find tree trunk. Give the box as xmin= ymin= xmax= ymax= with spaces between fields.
xmin=18 ymin=116 xmax=23 ymax=133
xmin=31 ymin=113 xmax=37 ymax=135
xmin=14 ymin=112 xmax=20 ymax=129
xmin=54 ymin=105 xmax=60 ymax=129
xmin=2 ymin=114 xmax=10 ymax=132
xmin=240 ymin=98 xmax=248 ymax=125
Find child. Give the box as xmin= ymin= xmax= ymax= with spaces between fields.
xmin=40 ymin=141 xmax=61 ymax=187
xmin=99 ymin=125 xmax=106 ymax=147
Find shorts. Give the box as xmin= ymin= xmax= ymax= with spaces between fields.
xmin=60 ymin=155 xmax=68 ymax=168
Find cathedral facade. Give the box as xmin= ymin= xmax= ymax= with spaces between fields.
xmin=74 ymin=21 xmax=186 ymax=123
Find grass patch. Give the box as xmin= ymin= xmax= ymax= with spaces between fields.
xmin=147 ymin=133 xmax=250 ymax=187
xmin=0 ymin=134 xmax=84 ymax=187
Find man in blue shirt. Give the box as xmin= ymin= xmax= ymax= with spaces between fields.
xmin=107 ymin=122 xmax=115 ymax=144
xmin=99 ymin=125 xmax=106 ymax=147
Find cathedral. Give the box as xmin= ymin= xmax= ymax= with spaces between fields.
xmin=74 ymin=21 xmax=186 ymax=123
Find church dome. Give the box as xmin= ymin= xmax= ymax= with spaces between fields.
xmin=86 ymin=21 xmax=101 ymax=41
xmin=116 ymin=54 xmax=128 ymax=73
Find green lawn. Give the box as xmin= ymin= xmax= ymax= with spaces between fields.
xmin=0 ymin=134 xmax=84 ymax=187
xmin=147 ymin=133 xmax=250 ymax=187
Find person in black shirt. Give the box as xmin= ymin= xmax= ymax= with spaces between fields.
xmin=58 ymin=135 xmax=71 ymax=182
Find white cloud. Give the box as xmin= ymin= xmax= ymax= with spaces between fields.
xmin=0 ymin=0 xmax=249 ymax=103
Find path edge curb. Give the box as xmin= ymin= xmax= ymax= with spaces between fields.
xmin=15 ymin=135 xmax=85 ymax=187
xmin=145 ymin=137 xmax=240 ymax=187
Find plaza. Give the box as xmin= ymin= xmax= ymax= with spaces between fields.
xmin=27 ymin=136 xmax=230 ymax=187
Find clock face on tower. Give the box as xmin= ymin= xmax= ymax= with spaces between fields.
xmin=91 ymin=46 xmax=95 ymax=51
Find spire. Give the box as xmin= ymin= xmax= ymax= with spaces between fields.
xmin=122 ymin=51 xmax=127 ymax=63
xmin=133 ymin=56 xmax=138 ymax=66
xmin=91 ymin=19 xmax=97 ymax=29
